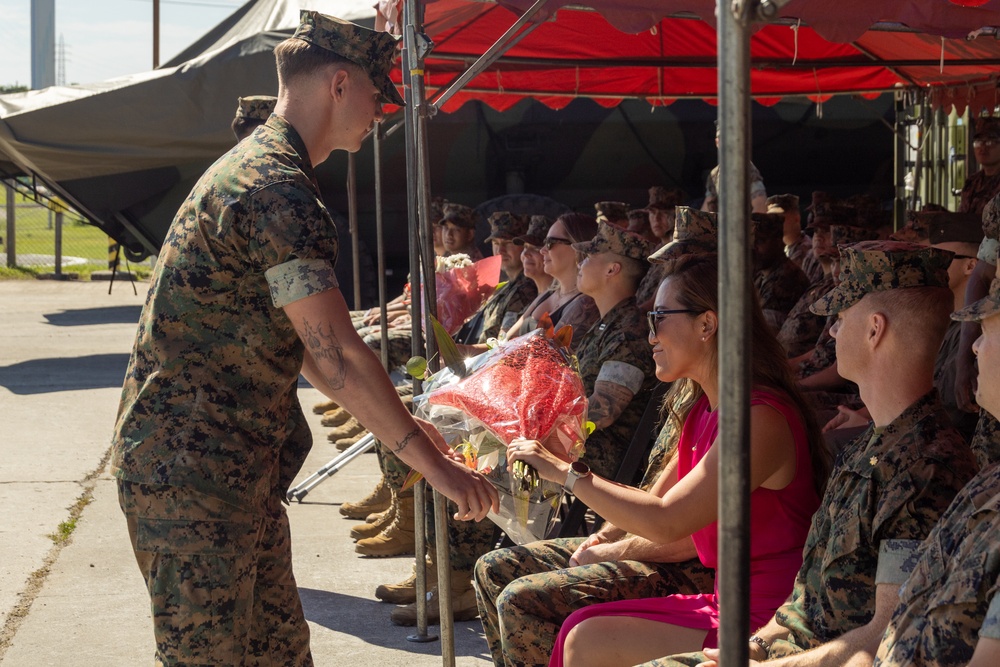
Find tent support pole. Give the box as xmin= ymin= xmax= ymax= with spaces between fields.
xmin=347 ymin=152 xmax=361 ymax=310
xmin=374 ymin=125 xmax=390 ymax=371
xmin=717 ymin=1 xmax=752 ymax=665
xmin=431 ymin=0 xmax=550 ymax=111
xmin=894 ymin=92 xmax=907 ymax=229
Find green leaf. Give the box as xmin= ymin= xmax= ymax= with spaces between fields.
xmin=429 ymin=313 xmax=467 ymax=378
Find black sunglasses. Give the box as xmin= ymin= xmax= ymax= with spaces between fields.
xmin=952 ymin=254 xmax=976 ymax=261
xmin=542 ymin=237 xmax=573 ymax=250
xmin=647 ymin=309 xmax=701 ymax=336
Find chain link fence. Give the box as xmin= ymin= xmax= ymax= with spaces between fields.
xmin=2 ymin=183 xmax=116 ymax=274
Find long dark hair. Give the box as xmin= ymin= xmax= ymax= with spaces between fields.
xmin=659 ymin=252 xmax=831 ymax=496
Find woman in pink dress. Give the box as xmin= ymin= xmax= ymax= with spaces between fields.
xmin=507 ymin=252 xmax=830 ymax=667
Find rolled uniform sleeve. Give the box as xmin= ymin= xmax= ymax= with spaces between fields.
xmin=248 ymin=183 xmax=340 ymax=307
xmin=978 ymin=236 xmax=999 ymax=266
xmin=981 ymin=586 xmax=1000 ymax=640
xmin=597 ymin=359 xmax=647 ymax=394
xmin=874 ymin=539 xmax=922 ymax=586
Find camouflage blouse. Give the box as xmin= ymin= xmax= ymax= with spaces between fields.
xmin=112 ymin=115 xmax=339 ymax=510
xmin=874 ymin=462 xmax=1000 ymax=667
xmin=769 ymin=391 xmax=977 ymax=657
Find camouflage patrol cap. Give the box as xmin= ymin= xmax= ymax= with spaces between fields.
xmin=648 ymin=206 xmax=718 ymax=264
xmin=810 ymin=240 xmax=953 ymax=316
xmin=642 ymin=186 xmax=685 ymax=212
xmin=952 ymin=276 xmax=1000 ymax=322
xmin=751 ymin=212 xmax=784 ymax=240
xmin=234 ymin=95 xmax=277 ymax=122
xmin=439 ymin=203 xmax=477 ymax=230
xmin=626 ymin=208 xmax=650 ymax=231
xmin=513 ymin=215 xmax=553 ymax=246
xmin=807 ymin=203 xmax=858 ymax=230
xmin=594 ymin=201 xmax=629 ymax=226
xmin=484 ymin=211 xmax=529 ymax=242
xmin=430 ymin=196 xmax=447 ymax=224
xmin=805 ymin=190 xmax=831 ymax=213
xmin=974 ymin=116 xmax=1000 ymax=140
xmin=292 ymin=11 xmax=404 ymax=106
xmin=984 ymin=194 xmax=1000 ymax=241
xmin=889 ymin=210 xmax=932 ymax=244
xmin=832 ymin=224 xmax=879 ymax=249
xmin=927 ymin=211 xmax=984 ymax=245
xmin=766 ymin=194 xmax=799 ymax=215
xmin=572 ymin=220 xmax=655 ymax=260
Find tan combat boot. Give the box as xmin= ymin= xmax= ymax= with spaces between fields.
xmin=375 ymin=551 xmax=437 ymax=604
xmin=389 ymin=569 xmax=479 ymax=626
xmin=327 ymin=416 xmax=365 ymax=440
xmin=351 ymin=502 xmax=395 ymax=540
xmin=320 ymin=408 xmax=353 ymax=428
xmin=339 ymin=478 xmax=391 ymax=519
xmin=312 ymin=398 xmax=340 ymax=414
xmin=334 ymin=432 xmax=367 ymax=451
xmin=355 ymin=493 xmax=415 ymax=557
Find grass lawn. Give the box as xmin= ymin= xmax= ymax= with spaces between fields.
xmin=1 ymin=188 xmax=151 ymax=281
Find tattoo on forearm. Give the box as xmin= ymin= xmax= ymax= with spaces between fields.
xmin=393 ymin=427 xmax=421 ymax=455
xmin=301 ymin=319 xmax=347 ymax=390
xmin=589 ymin=382 xmax=636 ymax=430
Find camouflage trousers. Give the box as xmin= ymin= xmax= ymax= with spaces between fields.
xmin=474 ymin=537 xmax=716 ymax=667
xmin=118 ymin=481 xmax=312 ymax=667
xmin=357 ymin=324 xmax=413 ymax=372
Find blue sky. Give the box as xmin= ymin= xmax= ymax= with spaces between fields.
xmin=0 ymin=0 xmax=244 ymax=87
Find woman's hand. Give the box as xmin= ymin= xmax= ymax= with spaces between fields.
xmin=822 ymin=405 xmax=871 ymax=432
xmin=506 ymin=438 xmax=571 ymax=484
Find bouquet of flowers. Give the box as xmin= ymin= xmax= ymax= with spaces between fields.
xmin=413 ymin=326 xmax=588 ymax=543
xmin=429 ymin=254 xmax=502 ymax=335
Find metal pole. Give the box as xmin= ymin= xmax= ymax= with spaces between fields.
xmin=374 ymin=125 xmax=390 ymax=371
xmin=5 ymin=184 xmax=15 ymax=268
xmin=347 ymin=152 xmax=362 ymax=310
xmin=402 ymin=0 xmax=436 ymax=645
xmin=54 ymin=210 xmax=63 ymax=277
xmin=153 ymin=0 xmax=160 ymax=69
xmin=434 ymin=483 xmax=455 ymax=667
xmin=717 ymin=0 xmax=752 ymax=665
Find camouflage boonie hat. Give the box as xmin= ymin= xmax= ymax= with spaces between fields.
xmin=234 ymin=95 xmax=276 ymax=122
xmin=292 ymin=11 xmax=404 ymax=106
xmin=808 ymin=203 xmax=858 ymax=230
xmin=810 ymin=240 xmax=952 ymax=316
xmin=642 ymin=186 xmax=685 ymax=212
xmin=974 ymin=116 xmax=1000 ymax=140
xmin=953 ymin=276 xmax=1000 ymax=322
xmin=766 ymin=194 xmax=799 ymax=215
xmin=648 ymin=206 xmax=718 ymax=264
xmin=572 ymin=220 xmax=654 ymax=260
xmin=927 ymin=211 xmax=984 ymax=245
xmin=513 ymin=215 xmax=553 ymax=246
xmin=751 ymin=212 xmax=784 ymax=240
xmin=483 ymin=211 xmax=529 ymax=242
xmin=594 ymin=201 xmax=629 ymax=226
xmin=439 ymin=203 xmax=477 ymax=230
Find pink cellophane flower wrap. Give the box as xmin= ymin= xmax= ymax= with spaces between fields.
xmin=414 ymin=329 xmax=588 ymax=543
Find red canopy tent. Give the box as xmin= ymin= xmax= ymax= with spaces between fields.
xmin=380 ymin=0 xmax=1000 ymax=114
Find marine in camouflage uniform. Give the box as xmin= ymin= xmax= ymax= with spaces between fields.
xmin=752 ymin=211 xmax=811 ymax=332
xmin=873 ymin=463 xmax=1000 ymax=667
xmin=111 ymin=12 xmax=468 ymax=664
xmin=959 ymin=117 xmax=1000 ymax=218
xmin=635 ymin=189 xmax=688 ymax=307
xmin=640 ymin=241 xmax=979 ymax=667
xmin=474 ymin=400 xmax=715 ymax=667
xmin=875 ymin=273 xmax=1000 ymax=665
xmin=778 ymin=275 xmax=835 ymax=358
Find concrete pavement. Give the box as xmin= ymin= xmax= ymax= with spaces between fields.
xmin=0 ymin=279 xmax=493 ymax=666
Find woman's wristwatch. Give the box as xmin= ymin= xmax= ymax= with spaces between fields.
xmin=564 ymin=460 xmax=591 ymax=493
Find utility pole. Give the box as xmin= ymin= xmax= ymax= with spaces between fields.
xmin=153 ymin=0 xmax=160 ymax=68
